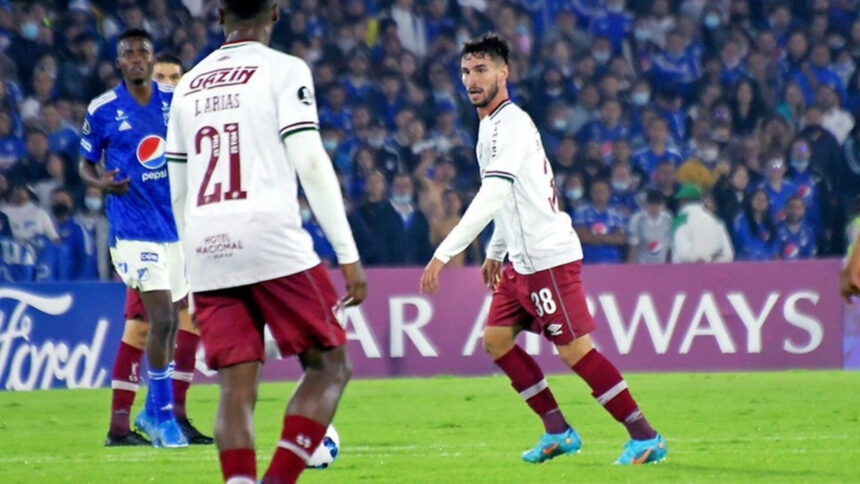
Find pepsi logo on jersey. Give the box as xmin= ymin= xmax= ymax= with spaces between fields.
xmin=137 ymin=135 xmax=166 ymax=170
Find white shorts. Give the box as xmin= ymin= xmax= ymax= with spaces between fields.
xmin=110 ymin=239 xmax=189 ymax=302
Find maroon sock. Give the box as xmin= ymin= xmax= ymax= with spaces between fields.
xmin=495 ymin=345 xmax=569 ymax=434
xmin=220 ymin=448 xmax=256 ymax=483
xmin=109 ymin=341 xmax=143 ymax=435
xmin=572 ymin=349 xmax=656 ymax=440
xmin=263 ymin=414 xmax=327 ymax=484
xmin=172 ymin=329 xmax=199 ymax=420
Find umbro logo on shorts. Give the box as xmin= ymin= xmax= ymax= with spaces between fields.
xmin=547 ymin=323 xmax=563 ymax=336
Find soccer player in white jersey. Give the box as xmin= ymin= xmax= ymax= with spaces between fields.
xmin=166 ymin=1 xmax=366 ymax=483
xmin=420 ymin=34 xmax=667 ymax=465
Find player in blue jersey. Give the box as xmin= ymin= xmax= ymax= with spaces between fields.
xmin=79 ymin=29 xmax=191 ymax=448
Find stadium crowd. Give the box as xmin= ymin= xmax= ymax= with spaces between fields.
xmin=1 ymin=0 xmax=859 ymax=281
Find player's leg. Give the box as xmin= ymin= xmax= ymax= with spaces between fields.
xmin=216 ymin=360 xmax=261 ymax=484
xmin=253 ymin=266 xmax=350 ymax=484
xmin=172 ymin=301 xmax=214 ymax=444
xmin=194 ymin=285 xmax=268 ymax=483
xmin=105 ymin=288 xmax=151 ymax=445
xmin=135 ymin=291 xmax=186 ymax=447
xmin=546 ymin=261 xmax=666 ymax=464
xmin=484 ymin=267 xmax=580 ymax=463
xmin=262 ymin=345 xmax=350 ymax=484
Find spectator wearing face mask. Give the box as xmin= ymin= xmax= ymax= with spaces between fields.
xmin=50 ymin=188 xmax=95 ymax=280
xmin=757 ymin=155 xmax=797 ymax=222
xmin=561 ymin=172 xmax=587 ymax=215
xmin=627 ymin=189 xmax=672 ymax=264
xmin=732 ymin=187 xmax=778 ymax=261
xmin=608 ymin=161 xmax=638 ymax=220
xmin=776 ymin=195 xmax=817 ymax=260
xmin=787 ymin=137 xmax=825 ymax=241
xmin=77 ymin=186 xmax=109 ymax=280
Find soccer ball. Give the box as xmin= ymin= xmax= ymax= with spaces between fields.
xmin=306 ymin=424 xmax=339 ymax=469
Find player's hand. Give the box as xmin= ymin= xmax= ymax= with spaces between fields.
xmin=339 ymin=261 xmax=367 ymax=306
xmin=481 ymin=258 xmax=503 ymax=291
xmin=419 ymin=257 xmax=446 ymax=295
xmin=98 ymin=169 xmax=131 ymax=195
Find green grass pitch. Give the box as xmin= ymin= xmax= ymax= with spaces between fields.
xmin=1 ymin=370 xmax=859 ymax=483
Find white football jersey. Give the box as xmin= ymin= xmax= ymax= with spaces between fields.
xmin=166 ymin=40 xmax=323 ymax=292
xmin=477 ymin=100 xmax=583 ymax=274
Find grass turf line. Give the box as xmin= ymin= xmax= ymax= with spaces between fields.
xmin=0 ymin=370 xmax=858 ymax=483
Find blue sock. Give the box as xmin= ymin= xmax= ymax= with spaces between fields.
xmin=147 ymin=365 xmax=175 ymax=423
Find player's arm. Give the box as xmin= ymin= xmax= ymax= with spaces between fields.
xmin=78 ymin=110 xmax=129 ymax=195
xmin=481 ymin=226 xmax=506 ymax=290
xmin=285 ymin=129 xmax=366 ymax=306
xmin=277 ymin=59 xmax=365 ymax=305
xmin=421 ymin=177 xmax=511 ymax=294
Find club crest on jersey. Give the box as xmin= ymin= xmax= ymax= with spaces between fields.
xmin=297 ymin=86 xmax=314 ymax=105
xmin=137 ymin=135 xmax=166 ymax=169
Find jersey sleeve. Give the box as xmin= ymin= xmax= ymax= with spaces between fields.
xmin=481 ymin=114 xmax=529 ymax=183
xmin=79 ymin=110 xmax=105 ymax=163
xmin=165 ymin=94 xmax=188 ymax=163
xmin=276 ymin=59 xmax=320 ymax=140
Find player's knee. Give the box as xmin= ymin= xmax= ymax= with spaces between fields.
xmin=482 ymin=329 xmax=515 ymax=359
xmin=556 ymin=336 xmax=593 ymax=367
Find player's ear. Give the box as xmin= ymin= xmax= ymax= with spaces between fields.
xmin=217 ymin=7 xmax=225 ymax=25
xmin=270 ymin=4 xmax=279 ymax=23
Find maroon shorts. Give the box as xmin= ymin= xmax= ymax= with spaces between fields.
xmin=124 ymin=288 xmax=189 ymax=321
xmin=192 ymin=264 xmax=346 ymax=370
xmin=488 ymin=260 xmax=595 ymax=345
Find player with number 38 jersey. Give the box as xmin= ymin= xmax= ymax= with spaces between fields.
xmin=420 ymin=34 xmax=665 ymax=468
xmin=473 ymin=98 xmax=582 ymax=274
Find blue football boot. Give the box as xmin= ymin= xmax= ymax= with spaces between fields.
xmin=614 ymin=433 xmax=667 ymax=464
xmin=521 ymin=427 xmax=582 ymax=463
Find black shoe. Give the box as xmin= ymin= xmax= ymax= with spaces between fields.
xmin=177 ymin=418 xmax=214 ymax=445
xmin=105 ymin=429 xmax=151 ymax=446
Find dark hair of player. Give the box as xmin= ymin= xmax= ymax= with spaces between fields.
xmin=645 ymin=189 xmax=665 ymax=205
xmin=155 ymin=52 xmax=182 ymax=68
xmin=118 ymin=28 xmax=153 ymax=44
xmin=222 ymin=0 xmax=271 ymax=20
xmin=461 ymin=33 xmax=510 ymax=65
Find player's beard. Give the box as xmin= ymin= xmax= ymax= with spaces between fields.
xmin=472 ymin=81 xmax=499 ymax=108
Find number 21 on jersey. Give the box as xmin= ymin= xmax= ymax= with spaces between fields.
xmin=196 ymin=123 xmax=247 ymax=206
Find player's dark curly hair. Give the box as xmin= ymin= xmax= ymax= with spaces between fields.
xmin=222 ymin=0 xmax=271 ymax=20
xmin=461 ymin=33 xmax=510 ymax=65
xmin=118 ymin=28 xmax=152 ymax=44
